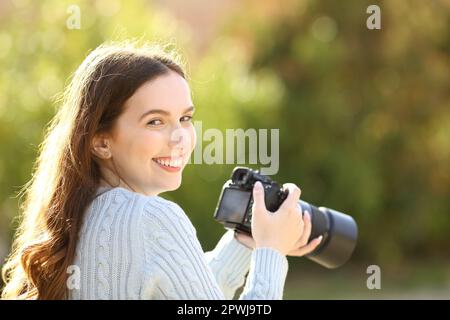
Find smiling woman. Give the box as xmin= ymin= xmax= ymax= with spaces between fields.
xmin=92 ymin=68 xmax=197 ymax=195
xmin=1 ymin=41 xmax=317 ymax=300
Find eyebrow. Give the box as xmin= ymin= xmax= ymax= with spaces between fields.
xmin=139 ymin=106 xmax=195 ymax=121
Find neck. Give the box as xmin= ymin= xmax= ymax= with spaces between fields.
xmin=99 ymin=160 xmax=136 ymax=192
xmin=98 ymin=163 xmax=159 ymax=196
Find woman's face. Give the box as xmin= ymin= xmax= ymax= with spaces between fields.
xmin=103 ymin=70 xmax=196 ymax=196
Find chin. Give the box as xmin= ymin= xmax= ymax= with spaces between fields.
xmin=162 ymin=180 xmax=182 ymax=192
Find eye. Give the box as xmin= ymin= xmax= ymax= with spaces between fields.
xmin=180 ymin=115 xmax=193 ymax=122
xmin=147 ymin=119 xmax=163 ymax=126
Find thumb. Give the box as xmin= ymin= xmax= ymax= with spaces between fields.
xmin=278 ymin=183 xmax=301 ymax=213
xmin=252 ymin=181 xmax=267 ymax=215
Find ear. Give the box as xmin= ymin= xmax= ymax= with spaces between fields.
xmin=91 ymin=133 xmax=112 ymax=159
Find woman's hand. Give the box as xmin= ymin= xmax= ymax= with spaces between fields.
xmin=284 ymin=210 xmax=323 ymax=256
xmin=234 ymin=184 xmax=322 ymax=256
xmin=246 ymin=181 xmax=323 ymax=256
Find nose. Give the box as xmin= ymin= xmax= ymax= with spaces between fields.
xmin=169 ymin=126 xmax=190 ymax=149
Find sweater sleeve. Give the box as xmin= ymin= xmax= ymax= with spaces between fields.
xmin=204 ymin=230 xmax=253 ymax=299
xmin=140 ymin=196 xmax=288 ymax=300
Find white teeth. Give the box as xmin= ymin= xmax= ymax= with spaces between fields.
xmin=169 ymin=158 xmax=181 ymax=167
xmin=154 ymin=157 xmax=182 ymax=168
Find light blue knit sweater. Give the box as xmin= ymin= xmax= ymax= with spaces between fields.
xmin=68 ymin=186 xmax=288 ymax=300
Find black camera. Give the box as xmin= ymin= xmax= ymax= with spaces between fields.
xmin=213 ymin=167 xmax=358 ymax=269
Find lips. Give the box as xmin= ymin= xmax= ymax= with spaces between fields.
xmin=152 ymin=157 xmax=182 ymax=168
xmin=152 ymin=154 xmax=185 ymax=171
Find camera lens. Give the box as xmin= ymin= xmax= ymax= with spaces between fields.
xmin=298 ymin=200 xmax=358 ymax=269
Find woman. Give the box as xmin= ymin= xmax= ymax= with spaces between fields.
xmin=1 ymin=42 xmax=322 ymax=300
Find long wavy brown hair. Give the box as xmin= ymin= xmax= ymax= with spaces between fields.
xmin=1 ymin=41 xmax=185 ymax=299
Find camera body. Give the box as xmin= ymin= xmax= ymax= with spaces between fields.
xmin=213 ymin=167 xmax=358 ymax=269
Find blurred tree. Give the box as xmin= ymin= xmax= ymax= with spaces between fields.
xmin=188 ymin=0 xmax=450 ymax=268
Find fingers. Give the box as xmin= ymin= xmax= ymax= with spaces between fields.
xmin=290 ymin=235 xmax=323 ymax=257
xmin=296 ymin=210 xmax=312 ymax=247
xmin=252 ymin=181 xmax=266 ymax=216
xmin=278 ymin=183 xmax=301 ymax=213
xmin=234 ymin=232 xmax=256 ymax=249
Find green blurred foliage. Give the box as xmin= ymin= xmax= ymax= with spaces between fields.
xmin=178 ymin=0 xmax=450 ymax=271
xmin=0 ymin=0 xmax=449 ymax=295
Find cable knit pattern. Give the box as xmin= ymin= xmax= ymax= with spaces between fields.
xmin=68 ymin=187 xmax=289 ymax=300
xmin=205 ymin=230 xmax=254 ymax=299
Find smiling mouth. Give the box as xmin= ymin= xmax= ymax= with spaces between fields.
xmin=152 ymin=155 xmax=185 ymax=170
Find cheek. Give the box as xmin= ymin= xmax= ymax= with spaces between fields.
xmin=190 ymin=126 xmax=197 ymax=151
xmin=129 ymin=130 xmax=165 ymax=159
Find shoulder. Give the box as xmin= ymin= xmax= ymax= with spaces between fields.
xmin=88 ymin=187 xmax=149 ymax=222
xmin=89 ymin=186 xmax=195 ymax=235
xmin=138 ymin=193 xmax=203 ymax=277
xmin=140 ymin=194 xmax=197 ymax=238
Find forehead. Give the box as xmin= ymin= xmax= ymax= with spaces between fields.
xmin=123 ymin=71 xmax=192 ymax=116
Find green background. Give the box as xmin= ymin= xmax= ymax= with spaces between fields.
xmin=0 ymin=0 xmax=449 ymax=298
